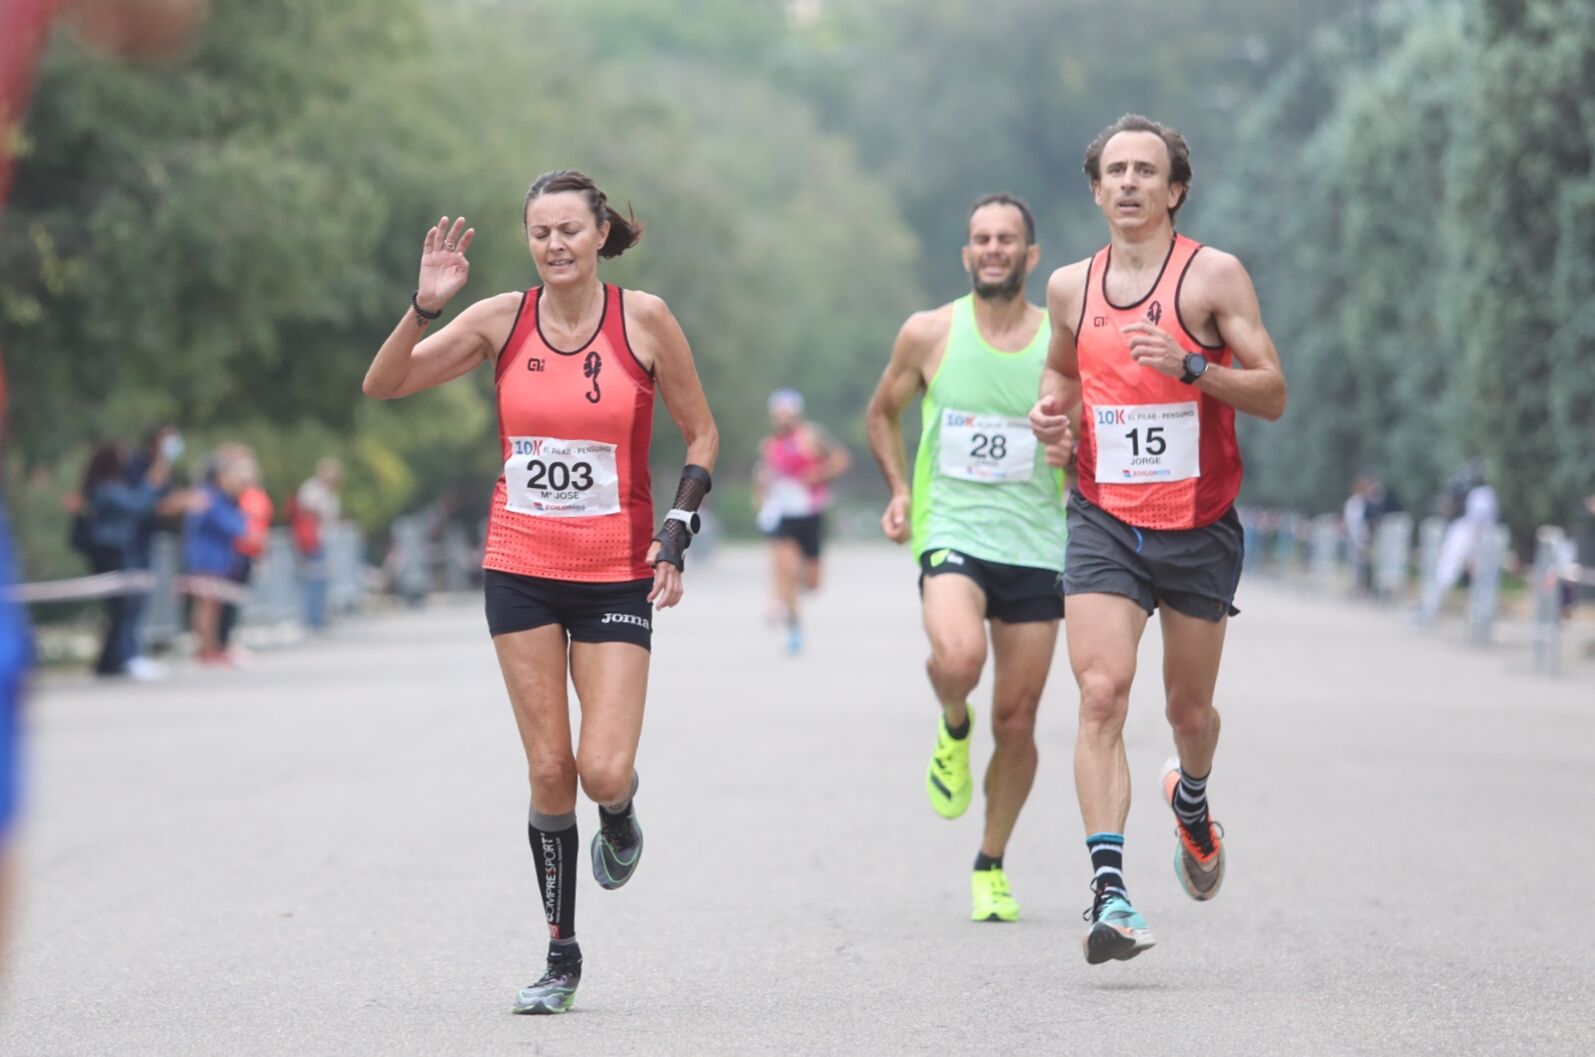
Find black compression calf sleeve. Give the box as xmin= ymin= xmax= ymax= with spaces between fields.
xmin=528 ymin=809 xmax=578 ymax=942
xmin=653 ymin=464 xmax=712 ymax=570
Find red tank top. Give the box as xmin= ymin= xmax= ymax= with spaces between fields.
xmin=1075 ymin=234 xmax=1241 ymax=530
xmin=483 ymin=284 xmax=655 ymax=581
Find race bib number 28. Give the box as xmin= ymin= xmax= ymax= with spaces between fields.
xmin=1092 ymin=402 xmax=1200 ymax=484
xmin=938 ymin=409 xmax=1036 ymax=483
xmin=505 ymin=436 xmax=621 ymax=518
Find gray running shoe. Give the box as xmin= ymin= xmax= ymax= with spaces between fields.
xmin=1161 ymin=758 xmax=1226 ymax=901
xmin=591 ymin=808 xmax=643 ymax=890
xmin=512 ymin=959 xmax=581 ymax=1015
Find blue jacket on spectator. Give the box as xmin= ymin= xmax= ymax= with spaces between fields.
xmin=182 ymin=483 xmax=246 ymax=576
xmin=85 ymin=479 xmax=160 ymax=560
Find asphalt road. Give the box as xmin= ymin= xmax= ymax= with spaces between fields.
xmin=2 ymin=543 xmax=1591 ymax=1057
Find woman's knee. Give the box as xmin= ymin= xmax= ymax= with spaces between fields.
xmin=578 ymin=757 xmax=636 ymax=806
xmin=528 ymin=754 xmax=578 ymax=807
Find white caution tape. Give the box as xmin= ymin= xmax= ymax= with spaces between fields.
xmin=7 ymin=570 xmax=251 ymax=605
xmin=6 ymin=570 xmax=155 ymax=603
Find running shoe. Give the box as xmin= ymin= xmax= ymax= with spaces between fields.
xmin=970 ymin=866 xmax=1020 ymax=922
xmin=925 ymin=708 xmax=973 ymax=819
xmin=1160 ymin=758 xmax=1225 ymax=902
xmin=785 ymin=622 xmax=803 ymax=656
xmin=590 ymin=806 xmax=644 ymax=890
xmin=512 ymin=956 xmax=581 ymax=1014
xmin=1081 ymin=884 xmax=1156 ymax=964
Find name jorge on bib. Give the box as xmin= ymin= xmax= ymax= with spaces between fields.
xmin=1092 ymin=402 xmax=1200 ymax=484
xmin=504 ymin=436 xmax=622 ymax=517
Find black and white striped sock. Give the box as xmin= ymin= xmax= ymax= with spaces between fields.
xmin=1175 ymin=769 xmax=1210 ymax=832
xmin=1086 ymin=832 xmax=1127 ymax=900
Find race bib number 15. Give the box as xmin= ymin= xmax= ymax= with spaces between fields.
xmin=1092 ymin=402 xmax=1200 ymax=484
xmin=505 ymin=436 xmax=621 ymax=518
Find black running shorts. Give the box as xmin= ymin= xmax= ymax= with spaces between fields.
xmin=770 ymin=513 xmax=824 ymax=560
xmin=484 ymin=569 xmax=654 ymax=649
xmin=1062 ymin=489 xmax=1243 ymax=622
xmin=918 ymin=548 xmax=1064 ymax=623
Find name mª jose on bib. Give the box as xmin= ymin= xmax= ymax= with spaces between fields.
xmin=505 ymin=436 xmax=621 ymax=517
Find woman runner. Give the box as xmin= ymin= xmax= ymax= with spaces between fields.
xmin=363 ymin=170 xmax=718 ymax=1014
xmin=754 ymin=388 xmax=850 ymax=655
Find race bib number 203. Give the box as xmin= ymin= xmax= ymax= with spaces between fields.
xmin=504 ymin=436 xmax=621 ymax=518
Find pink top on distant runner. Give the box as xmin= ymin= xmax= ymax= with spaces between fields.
xmin=760 ymin=427 xmax=829 ymax=517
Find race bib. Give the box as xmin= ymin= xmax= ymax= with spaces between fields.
xmin=938 ymin=409 xmax=1036 ymax=483
xmin=1092 ymin=402 xmax=1200 ymax=484
xmin=504 ymin=436 xmax=621 ymax=518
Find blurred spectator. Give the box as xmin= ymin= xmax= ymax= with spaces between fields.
xmin=75 ymin=440 xmax=177 ymax=677
xmin=1343 ymin=475 xmax=1372 ymax=595
xmin=290 ymin=457 xmax=342 ymax=630
xmin=1419 ymin=459 xmax=1499 ymax=624
xmin=120 ymin=423 xmax=188 ymax=679
xmin=1574 ymin=491 xmax=1595 ymax=607
xmin=1356 ymin=474 xmax=1399 ymax=596
xmin=182 ymin=447 xmax=248 ymax=665
xmin=218 ymin=446 xmax=272 ymax=661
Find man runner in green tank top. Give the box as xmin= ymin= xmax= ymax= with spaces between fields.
xmin=866 ymin=194 xmax=1072 ymax=922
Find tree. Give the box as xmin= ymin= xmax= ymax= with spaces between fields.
xmin=1452 ymin=0 xmax=1595 ymax=539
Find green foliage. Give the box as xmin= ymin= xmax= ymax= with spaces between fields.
xmin=1452 ymin=0 xmax=1595 ymax=539
xmin=1208 ymin=0 xmax=1595 ymax=544
xmin=6 ymin=0 xmax=1593 ymax=582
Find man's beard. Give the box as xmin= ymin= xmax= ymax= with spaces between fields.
xmin=972 ymin=260 xmax=1025 ymax=302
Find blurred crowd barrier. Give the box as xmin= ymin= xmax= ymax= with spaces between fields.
xmin=1240 ymin=509 xmax=1594 ymax=676
xmin=7 ymin=517 xmax=482 ymax=657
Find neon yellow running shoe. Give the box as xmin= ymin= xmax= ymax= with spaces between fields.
xmin=925 ymin=708 xmax=973 ymax=819
xmin=971 ymin=866 xmax=1020 ymax=922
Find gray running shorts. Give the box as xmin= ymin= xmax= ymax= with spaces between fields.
xmin=1062 ymin=489 xmax=1243 ymax=622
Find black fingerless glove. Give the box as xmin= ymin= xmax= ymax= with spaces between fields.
xmin=652 ymin=464 xmax=712 ymax=570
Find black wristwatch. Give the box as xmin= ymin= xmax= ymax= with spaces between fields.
xmin=1180 ymin=352 xmax=1209 ymax=385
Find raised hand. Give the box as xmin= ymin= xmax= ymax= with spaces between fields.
xmin=416 ymin=216 xmax=476 ymax=312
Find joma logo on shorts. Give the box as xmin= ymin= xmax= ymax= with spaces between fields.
xmin=601 ymin=613 xmax=650 ymax=629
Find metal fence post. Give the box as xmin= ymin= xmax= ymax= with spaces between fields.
xmin=143 ymin=532 xmax=182 ymax=648
xmin=1310 ymin=514 xmax=1340 ymax=592
xmin=1465 ymin=523 xmax=1508 ymax=646
xmin=1532 ymin=526 xmax=1567 ymax=675
xmin=1373 ymin=513 xmax=1412 ymax=604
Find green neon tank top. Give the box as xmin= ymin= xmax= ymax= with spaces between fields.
xmin=909 ymin=296 xmax=1067 ymax=571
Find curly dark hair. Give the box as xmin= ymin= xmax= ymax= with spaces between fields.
xmin=1082 ymin=114 xmax=1194 ymax=218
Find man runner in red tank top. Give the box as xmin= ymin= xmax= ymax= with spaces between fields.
xmin=363 ymin=171 xmax=718 ymax=1014
xmin=1029 ymin=115 xmax=1286 ymax=965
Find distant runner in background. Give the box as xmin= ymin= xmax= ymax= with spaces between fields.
xmin=755 ymin=388 xmax=850 ymax=655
